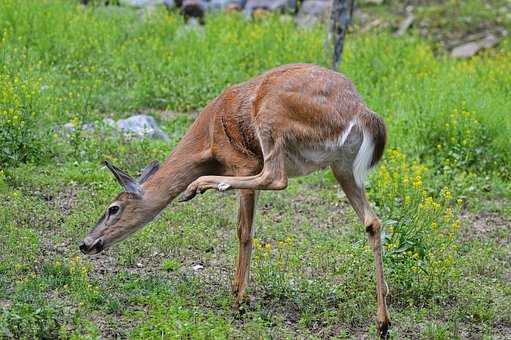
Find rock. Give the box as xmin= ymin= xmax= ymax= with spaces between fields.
xmin=295 ymin=0 xmax=331 ymax=27
xmin=478 ymin=34 xmax=499 ymax=48
xmin=192 ymin=264 xmax=204 ymax=271
xmin=63 ymin=123 xmax=75 ymax=134
xmin=394 ymin=14 xmax=414 ymax=37
xmin=116 ymin=114 xmax=170 ymax=141
xmin=451 ymin=34 xmax=500 ymax=58
xmin=163 ymin=0 xmax=176 ymax=9
xmin=360 ymin=18 xmax=381 ymax=33
xmin=244 ymin=0 xmax=294 ymax=16
xmin=81 ymin=122 xmax=96 ymax=132
xmin=62 ymin=114 xmax=169 ymax=141
xmin=207 ymin=0 xmax=243 ymax=10
xmin=120 ymin=0 xmax=165 ymax=7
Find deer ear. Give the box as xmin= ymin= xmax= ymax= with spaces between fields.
xmin=104 ymin=161 xmax=143 ymax=196
xmin=138 ymin=160 xmax=160 ymax=184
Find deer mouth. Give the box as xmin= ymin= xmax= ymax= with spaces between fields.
xmin=79 ymin=237 xmax=104 ymax=255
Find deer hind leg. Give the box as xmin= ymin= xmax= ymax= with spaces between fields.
xmin=232 ymin=189 xmax=257 ymax=309
xmin=331 ymin=164 xmax=391 ymax=339
xmin=179 ymin=136 xmax=287 ymax=201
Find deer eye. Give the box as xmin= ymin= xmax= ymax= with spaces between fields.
xmin=108 ymin=205 xmax=120 ymax=216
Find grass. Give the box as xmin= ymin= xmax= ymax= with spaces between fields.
xmin=1 ymin=0 xmax=510 ymax=338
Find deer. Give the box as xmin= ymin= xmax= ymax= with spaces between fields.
xmin=79 ymin=63 xmax=390 ymax=337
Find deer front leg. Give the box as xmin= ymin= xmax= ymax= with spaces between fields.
xmin=331 ymin=165 xmax=391 ymax=338
xmin=232 ymin=190 xmax=257 ymax=309
xmin=179 ymin=160 xmax=287 ymax=201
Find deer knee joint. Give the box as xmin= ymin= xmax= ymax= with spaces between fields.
xmin=258 ymin=170 xmax=287 ymax=190
xmin=365 ymin=218 xmax=381 ymax=236
xmin=264 ymin=173 xmax=287 ymax=190
xmin=271 ymin=176 xmax=288 ymax=190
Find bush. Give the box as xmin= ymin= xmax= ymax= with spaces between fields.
xmin=372 ymin=149 xmax=462 ymax=304
xmin=424 ymin=108 xmax=507 ymax=180
xmin=0 ymin=70 xmax=45 ymax=167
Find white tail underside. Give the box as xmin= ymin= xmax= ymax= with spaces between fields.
xmin=352 ymin=128 xmax=374 ymax=188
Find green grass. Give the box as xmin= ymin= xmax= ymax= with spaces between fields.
xmin=1 ymin=0 xmax=510 ymax=338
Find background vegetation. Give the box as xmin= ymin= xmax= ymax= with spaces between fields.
xmin=0 ymin=0 xmax=510 ymax=338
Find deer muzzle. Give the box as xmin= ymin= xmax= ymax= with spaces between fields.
xmin=79 ymin=237 xmax=104 ymax=255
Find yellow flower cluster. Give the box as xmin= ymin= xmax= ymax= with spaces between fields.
xmin=374 ymin=148 xmax=461 ymax=276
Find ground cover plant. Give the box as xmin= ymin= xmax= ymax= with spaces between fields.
xmin=1 ymin=0 xmax=510 ymax=338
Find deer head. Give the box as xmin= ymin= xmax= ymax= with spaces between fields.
xmin=79 ymin=160 xmax=160 ymax=255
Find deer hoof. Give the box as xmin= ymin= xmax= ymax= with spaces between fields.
xmin=178 ymin=190 xmax=196 ymax=202
xmin=377 ymin=319 xmax=391 ymax=339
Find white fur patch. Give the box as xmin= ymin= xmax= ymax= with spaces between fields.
xmin=285 ymin=119 xmax=361 ymax=177
xmin=338 ymin=119 xmax=356 ymax=147
xmin=217 ymin=183 xmax=230 ymax=191
xmin=353 ymin=128 xmax=374 ymax=188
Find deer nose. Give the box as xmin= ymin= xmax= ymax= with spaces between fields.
xmin=79 ymin=237 xmax=104 ymax=254
xmin=79 ymin=236 xmax=103 ymax=254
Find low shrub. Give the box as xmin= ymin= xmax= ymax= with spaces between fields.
xmin=372 ymin=149 xmax=462 ymax=304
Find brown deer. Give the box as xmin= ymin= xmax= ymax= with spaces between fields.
xmin=79 ymin=63 xmax=390 ymax=337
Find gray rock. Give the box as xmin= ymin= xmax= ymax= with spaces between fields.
xmin=63 ymin=122 xmax=76 ymax=134
xmin=192 ymin=264 xmax=204 ymax=271
xmin=116 ymin=114 xmax=170 ymax=141
xmin=451 ymin=34 xmax=500 ymax=58
xmin=207 ymin=0 xmax=242 ymax=10
xmin=296 ymin=0 xmax=331 ymax=27
xmin=163 ymin=0 xmax=175 ymax=8
xmin=62 ymin=114 xmax=169 ymax=141
xmin=81 ymin=123 xmax=96 ymax=132
xmin=245 ymin=0 xmax=289 ymax=11
xmin=120 ymin=0 xmax=165 ymax=7
xmin=394 ymin=14 xmax=414 ymax=37
xmin=244 ymin=0 xmax=294 ymax=16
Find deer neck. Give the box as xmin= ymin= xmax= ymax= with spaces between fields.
xmin=141 ymin=120 xmax=215 ymax=210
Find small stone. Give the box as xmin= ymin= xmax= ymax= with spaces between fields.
xmin=451 ymin=34 xmax=500 ymax=58
xmin=122 ymin=0 xmax=166 ymax=7
xmin=81 ymin=123 xmax=96 ymax=132
xmin=192 ymin=264 xmax=204 ymax=271
xmin=394 ymin=14 xmax=414 ymax=37
xmin=136 ymin=262 xmax=143 ymax=268
xmin=63 ymin=122 xmax=75 ymax=133
xmin=116 ymin=114 xmax=170 ymax=141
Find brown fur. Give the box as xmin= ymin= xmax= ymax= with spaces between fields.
xmin=82 ymin=64 xmax=390 ymax=337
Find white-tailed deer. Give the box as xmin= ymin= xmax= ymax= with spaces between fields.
xmin=79 ymin=64 xmax=389 ymax=337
